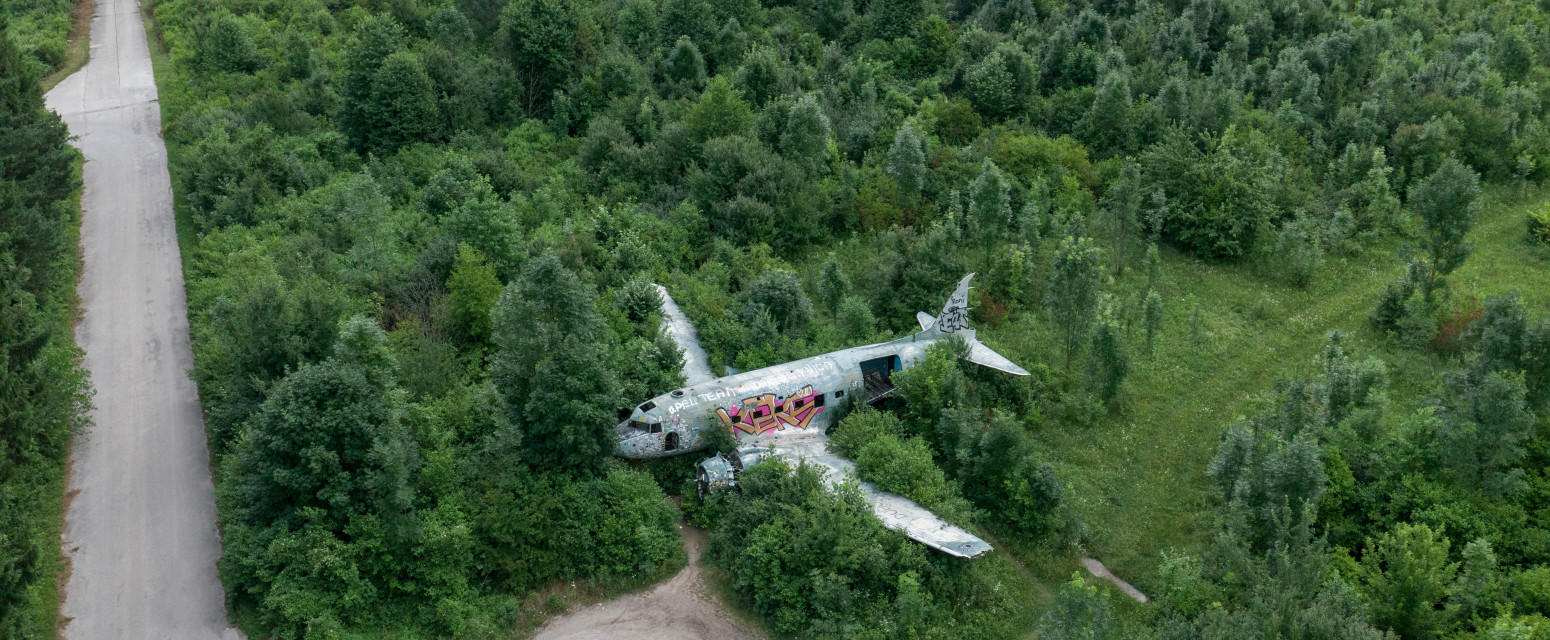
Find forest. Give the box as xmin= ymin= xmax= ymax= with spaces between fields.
xmin=0 ymin=10 xmax=92 ymax=640
xmin=15 ymin=0 xmax=1550 ymax=636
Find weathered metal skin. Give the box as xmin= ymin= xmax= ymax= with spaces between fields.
xmin=618 ymin=274 xmax=1026 ymax=558
xmin=615 ymin=334 xmax=932 ymax=459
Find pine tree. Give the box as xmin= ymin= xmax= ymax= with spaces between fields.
xmin=1080 ymin=68 xmax=1133 ymax=157
xmin=341 ymin=16 xmax=406 ymax=151
xmin=887 ymin=124 xmax=926 ymax=210
xmin=1361 ymin=523 xmax=1458 ymax=639
xmin=1049 ymin=236 xmax=1102 ymax=371
xmin=684 ymin=76 xmax=754 ymax=146
xmin=968 ymin=158 xmax=1012 ymax=252
xmin=366 ymin=51 xmax=441 ymax=152
xmin=1100 ymin=161 xmax=1142 ymax=274
xmin=1086 ymin=318 xmax=1130 ymax=405
xmin=780 ymin=94 xmax=831 ymax=176
xmin=447 ymin=244 xmax=502 ymax=344
xmin=1143 ymin=289 xmax=1164 ymax=355
xmin=870 ymin=0 xmax=922 ymax=40
xmin=1410 ymin=157 xmax=1482 ymax=284
xmin=817 ymin=255 xmax=850 ymax=319
xmin=664 ymin=36 xmax=707 ymax=98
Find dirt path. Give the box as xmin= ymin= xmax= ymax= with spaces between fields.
xmin=532 ymin=524 xmax=763 ymax=640
xmin=45 ymin=0 xmax=239 ymax=637
xmin=1081 ymin=557 xmax=1149 ymax=603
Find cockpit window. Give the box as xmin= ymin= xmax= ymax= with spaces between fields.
xmin=649 ymin=423 xmax=662 ymax=434
xmin=639 ymin=401 xmax=656 ymax=412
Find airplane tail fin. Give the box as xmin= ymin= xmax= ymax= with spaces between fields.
xmin=917 ymin=273 xmax=1029 ymax=376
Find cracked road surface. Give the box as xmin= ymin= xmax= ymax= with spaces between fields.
xmin=46 ymin=0 xmax=240 ymax=637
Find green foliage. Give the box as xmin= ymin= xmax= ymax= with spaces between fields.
xmin=1038 ymin=573 xmax=1113 ymax=640
xmin=684 ymin=76 xmax=754 ymax=147
xmin=1085 ymin=318 xmax=1129 ymax=405
xmin=201 ymin=12 xmax=260 ymax=74
xmin=499 ymin=0 xmax=589 ymax=110
xmin=836 ymin=295 xmax=876 ymax=343
xmin=1050 ymin=235 xmax=1102 ymax=371
xmin=887 ymin=123 xmax=926 ymax=209
xmin=1530 ymin=203 xmax=1550 ymax=245
xmin=739 ymin=269 xmax=812 ymax=336
xmin=1411 ymin=157 xmax=1483 ymax=278
xmin=1144 ymin=128 xmax=1287 ymax=260
xmin=0 ymin=20 xmax=89 ymax=636
xmin=446 ymin=244 xmax=501 ymax=344
xmin=140 ymin=0 xmax=1550 ymax=635
xmin=1361 ymin=522 xmax=1458 ymax=639
xmin=363 ymin=51 xmax=440 ymax=152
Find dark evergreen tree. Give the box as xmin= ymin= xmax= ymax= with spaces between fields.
xmin=1049 ymin=236 xmax=1102 ymax=371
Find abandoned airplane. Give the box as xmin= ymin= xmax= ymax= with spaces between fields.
xmin=615 ymin=274 xmax=1028 ymax=558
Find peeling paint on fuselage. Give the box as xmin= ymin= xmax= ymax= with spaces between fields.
xmin=615 ymin=332 xmax=949 ymax=459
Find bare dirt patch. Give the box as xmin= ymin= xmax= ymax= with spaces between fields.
xmin=531 ymin=524 xmax=764 ymax=640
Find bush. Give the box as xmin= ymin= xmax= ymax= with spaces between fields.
xmin=1530 ymin=203 xmax=1550 ymax=245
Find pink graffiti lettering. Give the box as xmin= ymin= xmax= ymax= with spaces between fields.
xmin=715 ymin=386 xmax=823 ymax=436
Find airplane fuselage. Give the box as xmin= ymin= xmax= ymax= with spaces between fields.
xmin=615 ymin=332 xmax=952 ymax=459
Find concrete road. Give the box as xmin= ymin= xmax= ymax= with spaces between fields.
xmin=46 ymin=0 xmax=240 ymax=638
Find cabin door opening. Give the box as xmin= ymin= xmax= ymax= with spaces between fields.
xmin=664 ymin=432 xmax=680 ymax=451
xmin=860 ymin=354 xmax=901 ymax=402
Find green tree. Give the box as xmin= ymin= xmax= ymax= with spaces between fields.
xmin=779 ymin=94 xmax=830 ymax=176
xmin=341 ymin=16 xmax=406 ymax=151
xmin=447 ymin=244 xmax=501 ymax=345
xmin=1049 ymin=236 xmax=1102 ymax=371
xmin=837 ymin=295 xmax=876 ymax=343
xmin=227 ymin=349 xmax=416 ymax=535
xmin=663 ymin=36 xmax=707 ymax=98
xmin=1100 ymin=161 xmax=1142 ymax=274
xmin=202 ymin=12 xmax=260 ymax=74
xmin=1143 ymin=289 xmax=1164 ymax=355
xmin=500 ymin=0 xmax=585 ymax=111
xmin=1438 ymin=371 xmax=1536 ymax=496
xmin=366 ymin=51 xmax=441 ymax=152
xmin=1086 ymin=318 xmax=1129 ymax=405
xmin=887 ymin=123 xmax=926 ymax=210
xmin=816 ymin=255 xmax=849 ymax=319
xmin=870 ymin=0 xmax=922 ymax=40
xmin=1080 ymin=69 xmax=1132 ymax=157
xmin=1409 ymin=157 xmax=1482 ymax=283
xmin=1038 ymin=573 xmax=1113 ymax=640
xmin=1362 ymin=522 xmax=1458 ymax=639
xmin=684 ymin=76 xmax=754 ymax=147
xmin=490 ymin=253 xmax=612 ymax=436
xmin=740 ymin=269 xmax=812 ymax=335
xmin=968 ymin=158 xmax=1012 ymax=252
xmin=522 ymin=334 xmax=625 ymax=474
xmin=1449 ymin=538 xmax=1503 ymax=628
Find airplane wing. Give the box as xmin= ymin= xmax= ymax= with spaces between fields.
xmin=653 ymin=284 xmax=718 ymax=387
xmin=967 ymin=340 xmax=1029 ymax=375
xmin=748 ymin=432 xmax=993 ymax=558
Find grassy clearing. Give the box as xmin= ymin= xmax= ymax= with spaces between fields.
xmin=39 ymin=0 xmax=92 ymax=93
xmin=978 ymin=184 xmax=1550 ymax=594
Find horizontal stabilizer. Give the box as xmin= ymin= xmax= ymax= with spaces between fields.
xmin=653 ymin=284 xmax=717 ymax=386
xmin=968 ymin=340 xmax=1029 ymax=376
xmin=916 ymin=311 xmax=935 ymax=331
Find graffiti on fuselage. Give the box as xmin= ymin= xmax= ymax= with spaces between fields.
xmin=715 ymin=386 xmax=823 ymax=436
xmin=662 ymin=360 xmax=838 ymax=416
